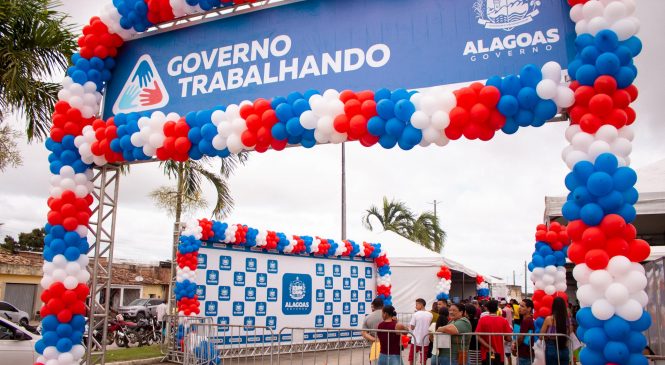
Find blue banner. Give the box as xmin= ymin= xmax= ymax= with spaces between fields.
xmin=103 ymin=0 xmax=575 ymax=118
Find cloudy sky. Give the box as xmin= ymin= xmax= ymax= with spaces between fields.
xmin=1 ymin=1 xmax=664 ymax=290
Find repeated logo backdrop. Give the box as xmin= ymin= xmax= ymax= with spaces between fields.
xmin=196 ymin=243 xmax=376 ymax=343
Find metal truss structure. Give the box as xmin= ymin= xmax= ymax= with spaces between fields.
xmin=85 ymin=165 xmax=121 ymax=365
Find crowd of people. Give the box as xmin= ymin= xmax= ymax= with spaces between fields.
xmin=361 ymin=296 xmax=574 ymax=365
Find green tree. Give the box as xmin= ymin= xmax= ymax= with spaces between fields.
xmin=2 ymin=227 xmax=45 ymax=253
xmin=0 ymin=0 xmax=77 ymax=141
xmin=362 ymin=196 xmax=446 ymax=252
xmin=0 ymin=125 xmax=22 ymax=171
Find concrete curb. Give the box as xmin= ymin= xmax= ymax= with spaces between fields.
xmin=107 ymin=356 xmax=168 ymax=365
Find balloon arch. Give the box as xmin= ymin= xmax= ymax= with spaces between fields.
xmin=36 ymin=1 xmax=651 ymax=365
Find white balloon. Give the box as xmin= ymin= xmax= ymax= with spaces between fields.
xmin=565 ymin=125 xmax=581 ymax=143
xmin=607 ymin=256 xmax=632 ymax=277
xmin=611 ymin=138 xmax=632 ymax=156
xmin=631 ymin=290 xmax=649 ymax=307
xmin=571 ymin=132 xmax=594 ymax=151
xmin=603 ymin=1 xmax=627 ymax=22
xmin=565 ymin=150 xmax=588 ymax=169
xmin=622 ymin=0 xmax=636 ymax=15
xmin=536 ymin=79 xmax=558 ymax=100
xmin=591 ymin=299 xmax=615 ymax=320
xmin=544 ymin=285 xmax=556 ymax=295
xmin=615 ymin=299 xmax=643 ymax=321
xmin=554 ymin=87 xmax=575 ymax=108
xmin=588 ymin=140 xmax=611 ymax=161
xmin=618 ymin=125 xmax=634 ymax=141
xmin=577 ymin=284 xmax=599 ymax=306
xmin=621 ymin=270 xmax=647 ymax=293
xmin=588 ymin=16 xmax=611 ymax=35
xmin=575 ymin=19 xmax=589 ymax=36
xmin=589 ymin=270 xmax=613 ymax=290
xmin=569 ymin=4 xmax=585 ymax=22
xmin=555 ymin=282 xmax=567 ymax=292
xmin=582 ymin=1 xmax=605 ymax=20
xmin=605 ymin=282 xmax=630 ymax=306
xmin=410 ymin=111 xmax=430 ymax=129
xmin=299 ymin=110 xmax=318 ymax=130
xmin=541 ymin=62 xmax=562 ymax=82
xmin=71 ymin=345 xmax=85 ymax=359
xmin=611 ymin=18 xmax=638 ymax=41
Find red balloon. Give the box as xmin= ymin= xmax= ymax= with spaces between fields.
xmin=627 ymin=239 xmax=650 ymax=262
xmin=57 ymin=310 xmax=73 ymax=323
xmin=339 ymin=90 xmax=357 ymax=103
xmin=585 ymin=249 xmax=610 ymax=270
xmin=63 ymin=217 xmax=79 ymax=231
xmin=625 ymin=107 xmax=636 ymax=125
xmin=568 ymin=106 xmax=587 ymax=124
xmin=594 ymin=75 xmax=618 ymax=95
xmin=470 ymin=103 xmax=490 ymax=123
xmin=448 ymin=107 xmax=469 ymax=129
xmin=462 ymin=122 xmax=481 ymax=140
xmin=333 ymin=115 xmax=349 ymax=133
xmin=588 ymin=94 xmax=614 ymax=116
xmin=349 ymin=115 xmax=368 ymax=138
xmin=622 ymin=224 xmax=637 ymax=240
xmin=344 ymin=99 xmax=362 ymax=118
xmin=262 ymin=109 xmax=278 ymax=127
xmin=612 ymin=90 xmax=632 ymax=109
xmin=606 ymin=109 xmax=628 ymax=129
xmin=574 ymin=86 xmax=595 ymax=106
xmin=360 ymin=100 xmax=377 ymax=119
xmin=582 ymin=227 xmax=606 ymax=249
xmin=478 ymin=86 xmax=501 ymax=107
xmin=606 ymin=237 xmax=630 ymax=258
xmin=245 ymin=114 xmax=261 ymax=131
xmin=567 ymin=243 xmax=586 ymax=264
xmin=174 ymin=137 xmax=191 ymax=154
xmin=455 ymin=87 xmax=478 ymax=110
xmin=600 ymin=214 xmax=626 ymax=237
xmin=624 ymin=85 xmax=638 ymax=102
xmin=580 ymin=114 xmax=602 ymax=133
xmin=240 ymin=130 xmax=257 ymax=147
xmin=567 ymin=220 xmax=588 ymax=241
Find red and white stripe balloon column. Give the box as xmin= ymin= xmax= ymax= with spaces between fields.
xmin=564 ymin=2 xmax=652 ymax=365
xmin=435 ymin=265 xmax=452 ymax=301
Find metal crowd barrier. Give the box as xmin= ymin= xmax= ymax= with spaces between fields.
xmin=425 ymin=331 xmax=574 ymax=365
xmin=183 ymin=323 xmax=276 ymax=365
xmin=161 ymin=315 xmax=214 ymax=363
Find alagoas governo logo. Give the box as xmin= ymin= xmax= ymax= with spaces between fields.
xmin=474 ymin=0 xmax=540 ymax=31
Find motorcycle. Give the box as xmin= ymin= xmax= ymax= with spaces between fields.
xmin=135 ymin=316 xmax=162 ymax=346
xmin=114 ymin=318 xmax=139 ymax=348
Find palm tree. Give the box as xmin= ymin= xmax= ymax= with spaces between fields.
xmin=0 ymin=0 xmax=77 ymax=141
xmin=150 ymin=155 xmax=248 ymax=221
xmin=362 ymin=196 xmax=446 ymax=252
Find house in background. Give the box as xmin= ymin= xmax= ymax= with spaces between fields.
xmin=0 ymin=250 xmax=171 ymax=319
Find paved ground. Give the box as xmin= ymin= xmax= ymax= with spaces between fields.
xmin=193 ymin=349 xmax=416 ymax=365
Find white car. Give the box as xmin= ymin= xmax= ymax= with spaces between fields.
xmin=0 ymin=301 xmax=30 ymax=327
xmin=0 ymin=316 xmax=40 ymax=363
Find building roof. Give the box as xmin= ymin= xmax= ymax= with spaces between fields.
xmin=0 ymin=250 xmax=171 ymax=285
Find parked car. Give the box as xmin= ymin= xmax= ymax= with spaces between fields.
xmin=0 ymin=301 xmax=30 ymax=327
xmin=118 ymin=298 xmax=164 ymax=320
xmin=0 ymin=316 xmax=40 ymax=363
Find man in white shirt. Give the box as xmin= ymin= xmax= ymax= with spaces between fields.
xmin=156 ymin=301 xmax=168 ymax=342
xmin=409 ymin=298 xmax=433 ymax=365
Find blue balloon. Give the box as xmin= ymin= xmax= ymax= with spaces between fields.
xmin=390 ymin=88 xmax=409 ymax=102
xmin=515 ymin=109 xmax=534 ymax=127
xmin=286 ymin=117 xmax=304 ymax=136
xmin=534 ymin=99 xmax=557 ymax=121
xmin=594 ymin=153 xmax=619 ymax=174
xmin=385 ymin=118 xmax=405 ymax=138
xmin=622 ymin=36 xmax=642 ymax=57
xmin=501 ymin=75 xmax=521 ymax=96
xmin=517 ymin=87 xmax=538 ymax=110
xmin=544 ymin=254 xmax=556 ymax=266
xmin=271 ymin=123 xmax=288 ymax=140
xmin=531 ymin=254 xmax=544 ymax=267
xmin=613 ymin=167 xmax=637 ymax=191
xmin=598 ymin=191 xmax=624 ymax=213
xmin=622 ymin=187 xmax=639 ymax=205
xmin=596 ymin=52 xmax=621 ymax=75
xmin=604 ymin=341 xmax=630 ymax=365
xmin=401 ymin=125 xmax=422 ymax=146
xmin=575 ymin=33 xmax=595 ymax=51
xmin=42 ymin=330 xmax=58 ymax=346
xmin=43 ymin=315 xmax=59 ymax=331
xmin=64 ymin=247 xmax=81 ymax=261
xmin=275 ymin=103 xmax=294 ymax=122
xmin=627 ymin=354 xmax=648 ymax=365
xmin=71 ymin=70 xmax=87 ymax=84
xmin=498 ymin=95 xmax=519 ymax=117
xmin=35 ymin=339 xmax=46 ymax=354
xmin=199 ymin=139 xmax=214 ymax=156
xmin=578 ymin=308 xmax=604 ymax=328
xmin=501 ymin=118 xmax=519 ymax=134
xmin=292 ymin=98 xmax=310 ymax=116
xmin=56 ymin=323 xmax=73 ymax=338
xmin=581 ymin=45 xmax=600 ymax=64
xmin=616 ymin=66 xmax=637 ymax=88
xmin=626 ymin=331 xmax=647 ymax=354
xmin=374 ymin=88 xmax=391 ymax=101
xmin=562 ymin=201 xmax=581 ymax=221
xmin=580 ymin=348 xmax=607 ymax=365
xmin=519 ymin=64 xmax=542 ymax=88
xmin=572 ymin=186 xmax=592 ymax=205
xmin=614 ymin=46 xmax=633 ymax=66
xmin=580 ymin=203 xmax=604 ymax=226
xmin=574 ymin=160 xmax=595 ymax=183
xmin=378 ymin=134 xmax=397 ymax=149
xmin=584 ymin=327 xmax=608 ymax=351
xmin=604 ymin=316 xmax=631 ymax=341
xmin=576 ymin=64 xmax=599 ymax=86
xmin=587 ymin=172 xmax=614 ymax=197
xmin=187 ymin=127 xmax=202 ymax=144
xmin=201 ymin=123 xmax=217 ymax=140
xmin=394 ymin=100 xmax=415 ymax=122
xmin=367 ymin=116 xmax=386 ymax=136
xmin=595 ymin=30 xmax=620 ymax=52
xmin=565 ymin=172 xmax=581 ymax=191
xmin=56 ymin=337 xmax=73 ymax=353
xmin=485 ymin=75 xmax=502 ymax=89
xmin=376 ymin=99 xmax=396 ymax=120
xmin=618 ymin=204 xmax=637 ymax=223
xmin=567 ymin=59 xmax=582 ymax=81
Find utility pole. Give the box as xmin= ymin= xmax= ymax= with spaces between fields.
xmin=513 ymin=270 xmax=516 ymax=286
xmin=524 ymin=261 xmax=528 ymax=298
xmin=428 ymin=199 xmax=442 ymax=220
xmin=341 ymin=143 xmax=347 ymax=240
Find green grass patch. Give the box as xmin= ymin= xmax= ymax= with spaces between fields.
xmin=104 ymin=345 xmax=162 ymax=362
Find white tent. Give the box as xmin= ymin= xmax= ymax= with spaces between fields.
xmin=362 ymin=230 xmax=488 ymax=312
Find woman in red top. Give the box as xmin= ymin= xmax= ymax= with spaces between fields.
xmin=476 ymin=300 xmax=512 ymax=365
xmin=377 ymin=305 xmax=408 ymax=365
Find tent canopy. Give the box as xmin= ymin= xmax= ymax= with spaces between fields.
xmin=364 ymin=230 xmax=485 ymax=280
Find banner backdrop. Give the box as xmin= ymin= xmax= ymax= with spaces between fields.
xmin=103 ymin=0 xmax=575 ymax=118
xmin=195 ymin=242 xmax=376 ymax=344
